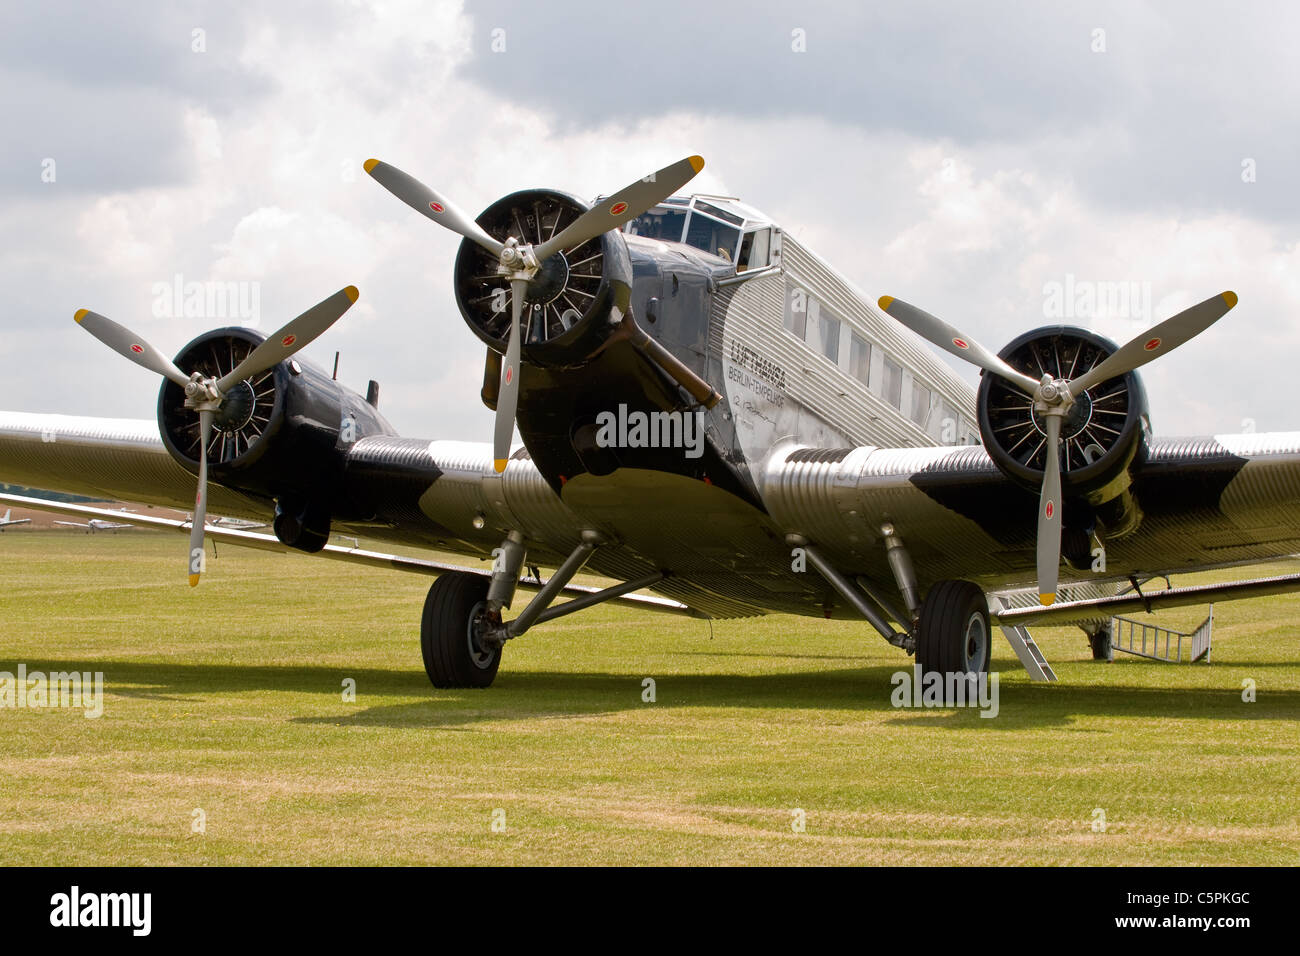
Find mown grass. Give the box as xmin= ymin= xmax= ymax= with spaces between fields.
xmin=0 ymin=533 xmax=1296 ymax=865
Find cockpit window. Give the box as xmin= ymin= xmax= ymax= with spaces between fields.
xmin=683 ymin=212 xmax=741 ymax=263
xmin=738 ymin=228 xmax=771 ymax=272
xmin=627 ymin=208 xmax=687 ymax=242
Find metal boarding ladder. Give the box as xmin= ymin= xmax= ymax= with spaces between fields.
xmin=991 ymin=596 xmax=1058 ymax=682
xmin=1111 ymin=607 xmax=1213 ymax=663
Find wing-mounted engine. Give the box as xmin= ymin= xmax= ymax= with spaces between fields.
xmin=977 ymin=326 xmax=1151 ymax=547
xmin=878 ymin=289 xmax=1236 ymax=604
xmin=454 ymin=189 xmax=633 ymax=368
xmin=157 ymin=326 xmax=392 ymax=554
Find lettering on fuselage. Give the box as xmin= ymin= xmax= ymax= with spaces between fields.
xmin=729 ymin=340 xmax=787 ymax=390
xmin=726 ymin=339 xmax=786 ymax=408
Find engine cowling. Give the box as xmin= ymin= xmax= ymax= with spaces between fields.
xmin=454 ymin=189 xmax=632 ymax=368
xmin=157 ymin=327 xmax=393 ymax=551
xmin=977 ymin=325 xmax=1151 ymax=543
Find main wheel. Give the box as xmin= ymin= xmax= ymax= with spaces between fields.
xmin=917 ymin=580 xmax=991 ymax=678
xmin=1088 ymin=625 xmax=1113 ymax=662
xmin=420 ymin=572 xmax=502 ymax=688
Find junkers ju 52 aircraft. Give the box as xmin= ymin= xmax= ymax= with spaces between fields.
xmin=4 ymin=154 xmax=1300 ymax=689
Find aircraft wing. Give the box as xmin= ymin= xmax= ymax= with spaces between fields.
xmin=760 ymin=432 xmax=1300 ymax=604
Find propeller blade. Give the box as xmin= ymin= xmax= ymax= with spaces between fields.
xmin=1037 ymin=414 xmax=1063 ymax=605
xmin=877 ymin=296 xmax=1042 ymax=396
xmin=216 ymin=286 xmax=358 ymax=393
xmin=74 ymin=310 xmax=190 ymax=387
xmin=1069 ymin=291 xmax=1237 ymax=397
xmin=363 ymin=159 xmax=505 ymax=257
xmin=188 ymin=409 xmax=213 ymax=587
xmin=533 ymin=155 xmax=705 ymax=262
xmin=493 ymin=279 xmax=528 ymax=473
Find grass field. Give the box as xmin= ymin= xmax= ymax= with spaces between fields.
xmin=0 ymin=532 xmax=1297 ymax=865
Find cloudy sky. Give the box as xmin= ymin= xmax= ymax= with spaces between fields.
xmin=2 ymin=0 xmax=1296 ymax=440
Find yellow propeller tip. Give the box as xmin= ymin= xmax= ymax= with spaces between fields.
xmin=1222 ymin=290 xmax=1238 ymax=308
xmin=363 ymin=158 xmax=380 ymax=174
xmin=74 ymin=308 xmax=89 ymax=323
xmin=688 ymin=155 xmax=704 ymax=173
xmin=878 ymin=296 xmax=895 ymax=311
xmin=493 ymin=459 xmax=508 ymax=473
xmin=188 ymin=574 xmax=201 ymax=588
xmin=344 ymin=285 xmax=359 ymax=303
xmin=1039 ymin=593 xmax=1056 ymax=606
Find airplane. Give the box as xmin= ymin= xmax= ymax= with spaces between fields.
xmin=53 ymin=518 xmax=134 ymax=533
xmin=0 ymin=508 xmax=30 ymax=530
xmin=3 ymin=153 xmax=1299 ymax=692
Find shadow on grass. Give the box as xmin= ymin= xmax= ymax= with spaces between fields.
xmin=14 ymin=657 xmax=1299 ymax=730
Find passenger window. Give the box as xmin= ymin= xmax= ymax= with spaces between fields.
xmin=818 ymin=309 xmax=841 ymax=363
xmin=783 ymin=281 xmax=809 ymax=339
xmin=849 ymin=332 xmax=872 ymax=386
xmin=881 ymin=356 xmax=903 ymax=408
xmin=909 ymin=382 xmax=932 ymax=428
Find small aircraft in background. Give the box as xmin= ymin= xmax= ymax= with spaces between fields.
xmin=53 ymin=517 xmax=134 ymax=534
xmin=0 ymin=508 xmax=30 ymax=530
xmin=210 ymin=516 xmax=267 ymax=530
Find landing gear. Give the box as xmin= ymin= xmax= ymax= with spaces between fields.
xmin=1087 ymin=624 xmax=1113 ymax=662
xmin=420 ymin=572 xmax=502 ymax=688
xmin=917 ymin=580 xmax=991 ymax=678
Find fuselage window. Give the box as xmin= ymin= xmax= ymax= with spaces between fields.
xmin=849 ymin=332 xmax=872 ymax=386
xmin=909 ymin=381 xmax=932 ymax=428
xmin=881 ymin=356 xmax=903 ymax=408
xmin=784 ymin=281 xmax=809 ymax=339
xmin=818 ymin=309 xmax=841 ymax=363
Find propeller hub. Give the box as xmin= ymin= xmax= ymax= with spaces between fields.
xmin=1032 ymin=388 xmax=1093 ymax=440
xmin=211 ymin=379 xmax=256 ymax=433
xmin=522 ymin=251 xmax=570 ymax=306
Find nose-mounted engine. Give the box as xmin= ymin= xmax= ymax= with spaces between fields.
xmin=454 ymin=189 xmax=632 ymax=367
xmin=977 ymin=326 xmax=1151 ymax=542
xmin=364 ymin=154 xmax=707 ymax=472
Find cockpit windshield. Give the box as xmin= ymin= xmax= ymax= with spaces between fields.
xmin=683 ymin=213 xmax=741 ymax=263
xmin=627 ymin=208 xmax=687 ymax=242
xmin=625 ymin=198 xmax=754 ymax=266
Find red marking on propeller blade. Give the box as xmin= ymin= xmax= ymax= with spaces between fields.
xmin=1144 ymin=337 xmax=1161 ymax=351
xmin=130 ymin=344 xmax=144 ymax=354
xmin=952 ymin=338 xmax=969 ymax=350
xmin=1045 ymin=501 xmax=1055 ymax=519
xmin=281 ymin=334 xmax=296 ymax=347
xmin=429 ymin=201 xmax=444 ymax=213
xmin=505 ymin=366 xmax=513 ymax=385
xmin=610 ymin=201 xmax=628 ymax=216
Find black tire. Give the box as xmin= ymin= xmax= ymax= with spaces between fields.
xmin=420 ymin=572 xmax=501 ymax=689
xmin=1089 ymin=626 xmax=1113 ymax=662
xmin=917 ymin=580 xmax=991 ymax=678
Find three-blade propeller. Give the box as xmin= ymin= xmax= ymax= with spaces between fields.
xmin=364 ymin=155 xmax=706 ymax=471
xmin=879 ymin=290 xmax=1238 ymax=604
xmin=75 ymin=286 xmax=359 ymax=586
